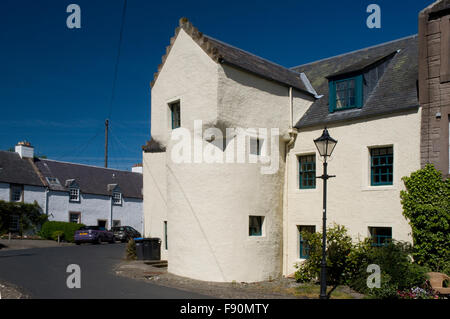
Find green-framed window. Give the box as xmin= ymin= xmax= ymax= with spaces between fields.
xmin=328 ymin=75 xmax=363 ymax=112
xmin=298 ymin=155 xmax=316 ymax=189
xmin=170 ymin=101 xmax=180 ymax=129
xmin=369 ymin=227 xmax=392 ymax=247
xmin=370 ymin=147 xmax=393 ymax=186
xmin=298 ymin=225 xmax=315 ymax=259
xmin=249 ymin=216 xmax=264 ymax=236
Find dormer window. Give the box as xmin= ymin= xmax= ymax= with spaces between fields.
xmin=329 ymin=75 xmax=363 ymax=112
xmin=69 ymin=188 xmax=80 ymax=202
xmin=113 ymin=192 xmax=122 ymax=205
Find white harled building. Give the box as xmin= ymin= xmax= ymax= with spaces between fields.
xmin=143 ymin=1 xmax=449 ymax=282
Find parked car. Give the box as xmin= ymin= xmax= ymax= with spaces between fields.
xmin=111 ymin=226 xmax=141 ymax=243
xmin=74 ymin=226 xmax=115 ymax=244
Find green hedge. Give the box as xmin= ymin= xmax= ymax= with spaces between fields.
xmin=39 ymin=221 xmax=85 ymax=243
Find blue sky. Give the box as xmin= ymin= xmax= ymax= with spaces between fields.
xmin=0 ymin=0 xmax=431 ymax=170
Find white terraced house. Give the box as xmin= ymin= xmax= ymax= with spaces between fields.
xmin=142 ymin=1 xmax=450 ymax=282
xmin=0 ymin=142 xmax=143 ymax=233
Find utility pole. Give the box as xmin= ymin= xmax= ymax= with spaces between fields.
xmin=105 ymin=119 xmax=109 ymax=168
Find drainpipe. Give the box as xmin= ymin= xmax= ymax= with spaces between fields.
xmin=283 ymin=87 xmax=298 ymax=277
xmin=110 ymin=195 xmax=113 ymax=230
xmin=45 ymin=187 xmax=49 ymax=216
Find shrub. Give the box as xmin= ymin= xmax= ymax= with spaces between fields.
xmin=51 ymin=230 xmax=65 ymax=242
xmin=126 ymin=238 xmax=137 ymax=260
xmin=294 ymin=224 xmax=352 ymax=287
xmin=39 ymin=221 xmax=84 ymax=243
xmin=0 ymin=200 xmax=47 ymax=235
xmin=345 ymin=241 xmax=430 ymax=298
xmin=400 ymin=164 xmax=450 ymax=272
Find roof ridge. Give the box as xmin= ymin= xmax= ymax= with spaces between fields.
xmin=290 ymin=34 xmax=417 ymax=70
xmin=40 ymin=158 xmax=137 ymax=174
xmin=204 ymin=35 xmax=302 ymax=76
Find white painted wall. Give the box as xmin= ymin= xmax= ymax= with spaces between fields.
xmin=23 ymin=185 xmax=46 ymax=212
xmin=47 ymin=191 xmax=142 ymax=232
xmin=147 ymin=27 xmax=315 ymax=282
xmin=143 ymin=151 xmax=168 ymax=260
xmin=0 ymin=183 xmax=10 ymax=201
xmin=284 ymin=109 xmax=421 ymax=276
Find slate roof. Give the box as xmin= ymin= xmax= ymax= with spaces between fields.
xmin=0 ymin=151 xmax=142 ymax=199
xmin=34 ymin=159 xmax=143 ymax=199
xmin=292 ymin=35 xmax=419 ymax=129
xmin=0 ymin=151 xmax=44 ymax=187
xmin=151 ymin=18 xmax=316 ymax=96
xmin=204 ymin=35 xmax=315 ymax=95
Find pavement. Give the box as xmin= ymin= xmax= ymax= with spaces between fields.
xmin=0 ymin=242 xmax=209 ymax=299
xmin=0 ymin=239 xmax=73 ymax=251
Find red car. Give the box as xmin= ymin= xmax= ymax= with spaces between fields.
xmin=74 ymin=226 xmax=115 ymax=244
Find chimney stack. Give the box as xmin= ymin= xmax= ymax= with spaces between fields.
xmin=15 ymin=141 xmax=34 ymax=159
xmin=418 ymin=0 xmax=450 ymax=177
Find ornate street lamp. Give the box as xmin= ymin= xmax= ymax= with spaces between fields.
xmin=313 ymin=128 xmax=337 ymax=300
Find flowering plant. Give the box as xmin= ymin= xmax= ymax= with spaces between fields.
xmin=396 ymin=281 xmax=441 ymax=299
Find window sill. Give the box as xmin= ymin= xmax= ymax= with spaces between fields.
xmin=361 ymin=185 xmax=396 ymax=192
xmin=291 ymin=188 xmax=319 ymax=194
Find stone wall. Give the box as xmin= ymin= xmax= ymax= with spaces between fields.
xmin=419 ymin=0 xmax=450 ymax=177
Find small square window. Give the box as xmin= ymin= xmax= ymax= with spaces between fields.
xmin=249 ymin=138 xmax=262 ymax=156
xmin=69 ymin=188 xmax=80 ymax=202
xmin=249 ymin=216 xmax=264 ymax=236
xmin=170 ymin=101 xmax=181 ymax=129
xmin=113 ymin=192 xmax=122 ymax=205
xmin=369 ymin=227 xmax=392 ymax=247
xmin=69 ymin=212 xmax=81 ymax=224
xmin=113 ymin=220 xmax=121 ymax=227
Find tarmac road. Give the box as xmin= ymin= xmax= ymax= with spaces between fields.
xmin=0 ymin=243 xmax=209 ymax=299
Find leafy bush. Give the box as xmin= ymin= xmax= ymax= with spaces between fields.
xmin=346 ymin=241 xmax=429 ymax=297
xmin=39 ymin=221 xmax=84 ymax=243
xmin=126 ymin=238 xmax=137 ymax=260
xmin=294 ymin=224 xmax=352 ymax=287
xmin=0 ymin=200 xmax=47 ymax=235
xmin=400 ymin=164 xmax=450 ymax=272
xmin=51 ymin=230 xmax=65 ymax=242
xmin=294 ymin=224 xmax=430 ymax=299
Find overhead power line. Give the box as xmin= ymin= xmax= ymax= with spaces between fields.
xmin=107 ymin=0 xmax=128 ymax=120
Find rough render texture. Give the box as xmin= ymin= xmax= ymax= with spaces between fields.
xmin=284 ymin=110 xmax=422 ymax=275
xmin=147 ymin=25 xmax=314 ymax=282
xmin=419 ymin=1 xmax=450 ymax=177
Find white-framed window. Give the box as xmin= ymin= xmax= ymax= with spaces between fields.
xmin=10 ymin=185 xmax=23 ymax=202
xmin=113 ymin=220 xmax=121 ymax=227
xmin=69 ymin=188 xmax=80 ymax=202
xmin=113 ymin=192 xmax=122 ymax=205
xmin=9 ymin=215 xmax=20 ymax=232
xmin=69 ymin=212 xmax=81 ymax=224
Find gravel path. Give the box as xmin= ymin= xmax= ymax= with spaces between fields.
xmin=0 ymin=280 xmax=29 ymax=299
